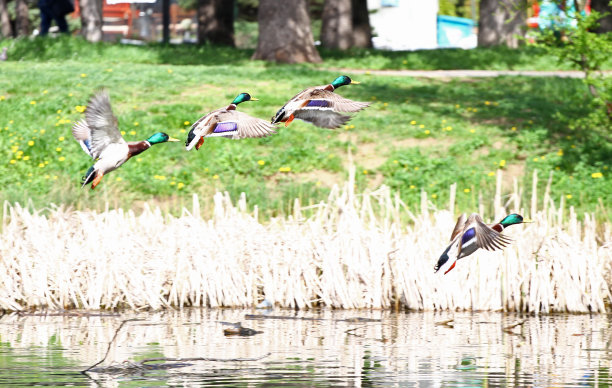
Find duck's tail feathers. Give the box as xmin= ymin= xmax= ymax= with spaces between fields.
xmin=81 ymin=166 xmax=96 ymax=188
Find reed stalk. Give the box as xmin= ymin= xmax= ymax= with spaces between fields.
xmin=0 ymin=169 xmax=610 ymax=313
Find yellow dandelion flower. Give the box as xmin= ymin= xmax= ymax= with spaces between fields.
xmin=571 ymin=144 xmax=576 ymax=149
xmin=23 ymin=156 xmax=30 ymax=161
xmin=9 ymin=159 xmax=16 ymax=164
xmin=557 ymin=149 xmax=563 ymax=156
xmin=487 ymin=171 xmax=495 ymax=177
xmin=431 ymin=194 xmax=438 ymax=199
xmin=204 ymin=167 xmax=209 ymax=172
xmin=16 ymin=154 xmax=21 ymax=160
xmin=393 ymin=160 xmax=398 ymax=164
xmin=16 ymin=150 xmax=23 ymax=156
xmin=566 ymin=194 xmax=572 ymax=199
xmin=424 ymin=130 xmax=430 ymax=135
xmin=68 ymin=93 xmax=73 ymax=97
xmin=58 ymin=156 xmax=65 ymax=162
xmin=30 ymin=100 xmax=36 ymax=105
xmin=447 ymin=126 xmax=452 ymax=131
xmin=57 ymin=110 xmax=62 ymax=114
xmin=133 ymin=122 xmax=139 ymax=126
xmin=365 ymin=71 xmax=371 ymax=75
xmin=177 ymin=182 xmax=185 ymax=189
xmin=120 ymin=131 xmax=126 ymax=136
xmin=499 ymin=160 xmax=506 ymax=167
xmin=363 ymin=170 xmax=368 ymax=175
xmin=43 ymin=90 xmax=48 ymax=94
xmin=56 ymin=147 xmax=62 ymax=152
xmin=170 ymin=181 xmax=176 ymax=185
xmin=469 ymin=129 xmax=476 ymax=133
xmin=179 ymin=129 xmax=186 ymax=133
xmin=442 ymin=119 xmax=447 ymax=124
xmin=414 ymin=166 xmax=419 ymax=171
xmin=75 ymin=105 xmax=86 ymax=113
xmin=80 ymin=73 xmax=87 ymax=78
xmin=106 ymin=68 xmax=113 ymax=72
xmin=258 ymin=160 xmax=265 ymax=166
xmin=485 ymin=101 xmax=490 ymax=105
xmin=279 ymin=166 xmax=291 ymax=173
xmin=58 ymin=136 xmax=65 ymax=141
xmin=44 ymin=160 xmax=49 ymax=164
xmin=0 ymin=96 xmax=5 ymax=101
xmin=28 ymin=141 xmax=34 ymax=146
xmin=116 ymin=177 xmax=122 ymax=182
xmin=402 ymin=60 xmax=407 ymax=64
xmin=383 ymin=102 xmax=388 ymax=107
xmin=40 ymin=129 xmax=45 ymax=134
xmin=591 ymin=172 xmax=603 ymax=179
xmin=53 ymin=175 xmax=58 ymax=180
xmin=9 ymin=120 xmax=13 ymax=124
xmin=473 ymin=108 xmax=478 ymax=112
xmin=350 ymin=124 xmax=355 ymax=129
xmin=184 ymin=121 xmax=190 ymax=126
xmin=455 ymin=104 xmax=460 ymax=108
xmin=533 ymin=157 xmax=539 ymax=162
xmin=130 ymin=131 xmax=136 ymax=136
xmin=464 ymin=188 xmax=470 ymax=193
xmin=316 ymin=181 xmax=322 ymax=187
xmin=167 ymin=69 xmax=173 ymax=73
xmin=410 ymin=120 xmax=417 ymax=125
xmin=212 ymin=174 xmax=219 ymax=179
xmin=409 ymin=185 xmax=415 ymax=189
xmin=419 ymin=124 xmax=425 ymax=128
xmin=555 ymin=166 xmax=561 ymax=170
xmin=38 ymin=163 xmax=45 ymax=168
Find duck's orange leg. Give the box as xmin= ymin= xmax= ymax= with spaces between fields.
xmin=91 ymin=172 xmax=104 ymax=190
xmin=195 ymin=137 xmax=205 ymax=150
xmin=444 ymin=261 xmax=457 ymax=275
xmin=284 ymin=114 xmax=295 ymax=127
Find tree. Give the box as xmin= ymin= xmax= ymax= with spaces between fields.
xmin=79 ymin=0 xmax=103 ymax=42
xmin=477 ymin=0 xmax=526 ymax=48
xmin=321 ymin=0 xmax=352 ymax=49
xmin=590 ymin=0 xmax=612 ymax=33
xmin=15 ymin=0 xmax=29 ymax=36
xmin=252 ymin=0 xmax=321 ymax=63
xmin=351 ymin=0 xmax=372 ymax=48
xmin=0 ymin=0 xmax=12 ymax=37
xmin=197 ymin=0 xmax=235 ymax=46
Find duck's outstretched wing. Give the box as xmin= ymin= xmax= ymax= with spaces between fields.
xmin=293 ymin=109 xmax=352 ymax=129
xmin=206 ymin=110 xmax=277 ymax=140
xmin=449 ymin=213 xmax=467 ymax=241
xmin=471 ymin=214 xmax=513 ymax=251
xmin=304 ymin=89 xmax=370 ymax=113
xmin=73 ymin=90 xmax=125 ymax=159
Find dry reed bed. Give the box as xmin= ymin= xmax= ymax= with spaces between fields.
xmin=0 ymin=169 xmax=610 ymax=312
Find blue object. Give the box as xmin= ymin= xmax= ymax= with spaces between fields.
xmin=437 ymin=15 xmax=475 ymax=48
xmin=381 ymin=0 xmax=399 ymax=7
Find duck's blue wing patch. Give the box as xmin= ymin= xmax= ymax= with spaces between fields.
xmin=207 ymin=121 xmax=238 ymax=138
xmin=306 ymin=100 xmax=330 ymax=107
xmin=79 ymin=139 xmax=93 ymax=158
xmin=461 ymin=228 xmax=476 ymax=245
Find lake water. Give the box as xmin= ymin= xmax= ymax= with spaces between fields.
xmin=0 ymin=309 xmax=610 ymax=387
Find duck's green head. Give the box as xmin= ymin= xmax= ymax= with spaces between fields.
xmin=232 ymin=93 xmax=258 ymax=105
xmin=147 ymin=132 xmax=180 ymax=145
xmin=500 ymin=213 xmax=524 ymax=227
xmin=331 ymin=75 xmax=359 ymax=89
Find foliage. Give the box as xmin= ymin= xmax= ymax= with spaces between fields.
xmin=0 ymin=37 xmax=609 ymax=220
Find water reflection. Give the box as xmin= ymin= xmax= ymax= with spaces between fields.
xmin=0 ymin=310 xmax=610 ymax=387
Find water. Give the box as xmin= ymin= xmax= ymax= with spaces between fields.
xmin=0 ymin=309 xmax=610 ymax=387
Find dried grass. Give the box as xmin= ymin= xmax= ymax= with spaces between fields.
xmin=0 ymin=167 xmax=610 ymax=313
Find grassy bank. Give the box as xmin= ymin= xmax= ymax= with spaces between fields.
xmin=0 ymin=37 xmax=609 ymax=220
xmin=1 ymin=169 xmax=610 ymax=312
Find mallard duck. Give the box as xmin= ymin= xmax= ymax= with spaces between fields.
xmin=185 ymin=93 xmax=277 ymax=151
xmin=434 ymin=213 xmax=524 ymax=275
xmin=271 ymin=75 xmax=370 ymax=129
xmin=71 ymin=90 xmax=179 ymax=189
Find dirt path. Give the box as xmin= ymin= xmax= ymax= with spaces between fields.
xmin=324 ymin=68 xmax=612 ymax=78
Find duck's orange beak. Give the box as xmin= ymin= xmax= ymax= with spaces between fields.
xmin=350 ymin=80 xmax=361 ymax=84
xmin=167 ymin=137 xmax=180 ymax=142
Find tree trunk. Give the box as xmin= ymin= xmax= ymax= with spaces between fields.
xmin=591 ymin=0 xmax=612 ymax=33
xmin=477 ymin=0 xmax=526 ymax=48
xmin=197 ymin=0 xmax=235 ymax=46
xmin=252 ymin=0 xmax=321 ymax=63
xmin=80 ymin=0 xmax=103 ymax=42
xmin=321 ymin=0 xmax=352 ymax=49
xmin=351 ymin=0 xmax=372 ymax=48
xmin=15 ymin=0 xmax=29 ymax=37
xmin=0 ymin=0 xmax=13 ymax=38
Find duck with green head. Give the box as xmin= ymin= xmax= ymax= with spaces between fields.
xmin=271 ymin=75 xmax=370 ymax=129
xmin=185 ymin=92 xmax=277 ymax=151
xmin=434 ymin=213 xmax=525 ymax=275
xmin=71 ymin=89 xmax=179 ymax=189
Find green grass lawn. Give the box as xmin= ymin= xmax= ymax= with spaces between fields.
xmin=0 ymin=37 xmax=609 ymax=220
